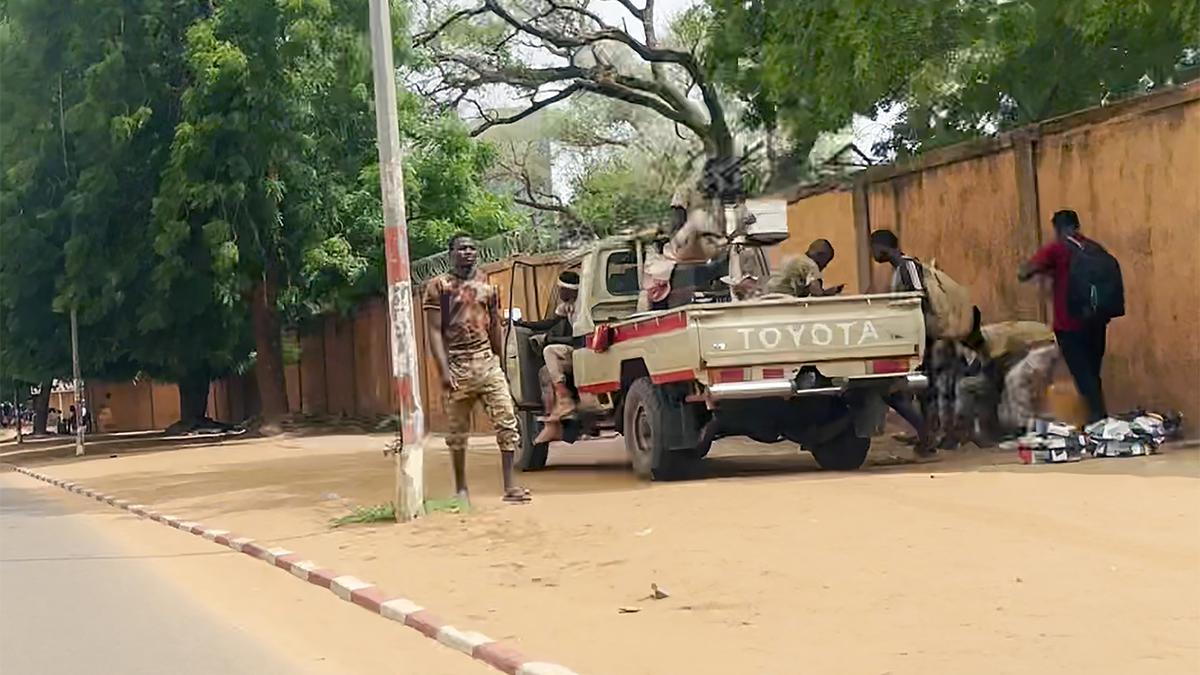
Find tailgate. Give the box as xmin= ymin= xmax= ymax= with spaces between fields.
xmin=690 ymin=293 xmax=925 ymax=370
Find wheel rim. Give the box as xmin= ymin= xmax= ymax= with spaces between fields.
xmin=634 ymin=404 xmax=653 ymax=458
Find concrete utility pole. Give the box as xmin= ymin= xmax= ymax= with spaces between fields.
xmin=70 ymin=308 xmax=84 ymax=457
xmin=368 ymin=0 xmax=425 ymax=522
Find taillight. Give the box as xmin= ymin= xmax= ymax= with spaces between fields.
xmin=714 ymin=368 xmax=746 ymax=383
xmin=869 ymin=359 xmax=909 ymax=374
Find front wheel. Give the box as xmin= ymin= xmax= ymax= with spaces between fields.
xmin=515 ymin=409 xmax=549 ymax=471
xmin=622 ymin=378 xmax=695 ymax=481
xmin=809 ymin=426 xmax=871 ymax=471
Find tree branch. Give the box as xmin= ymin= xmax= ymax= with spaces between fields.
xmin=413 ymin=5 xmax=489 ymax=47
xmin=470 ymin=84 xmax=582 ymax=136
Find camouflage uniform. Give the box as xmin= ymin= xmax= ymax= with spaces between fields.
xmin=423 ymin=272 xmax=519 ymax=456
xmin=766 ymin=254 xmax=823 ymax=297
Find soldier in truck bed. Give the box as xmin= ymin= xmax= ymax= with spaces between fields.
xmin=767 ymin=239 xmax=845 ymax=298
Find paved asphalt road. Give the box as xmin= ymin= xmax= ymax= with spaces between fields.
xmin=0 ymin=472 xmax=309 ymax=675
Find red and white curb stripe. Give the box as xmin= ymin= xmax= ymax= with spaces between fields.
xmin=8 ymin=465 xmax=579 ymax=675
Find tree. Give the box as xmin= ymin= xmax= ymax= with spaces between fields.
xmin=888 ymin=0 xmax=1200 ymax=153
xmin=0 ymin=0 xmax=217 ymax=431
xmin=415 ymin=0 xmax=737 ymax=160
xmin=704 ymin=0 xmax=1200 ymax=160
xmin=155 ymin=0 xmax=520 ymax=423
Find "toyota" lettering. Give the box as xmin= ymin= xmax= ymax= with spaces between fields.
xmin=735 ymin=321 xmax=879 ymax=350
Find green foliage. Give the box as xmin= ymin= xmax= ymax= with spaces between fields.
xmin=571 ymin=159 xmax=674 ymax=237
xmin=330 ymin=502 xmax=396 ymax=527
xmin=2 ymin=0 xmax=517 ymax=397
xmin=0 ymin=0 xmax=213 ymax=384
xmin=704 ymin=0 xmax=1200 ymax=160
xmin=890 ymin=0 xmax=1200 ymax=153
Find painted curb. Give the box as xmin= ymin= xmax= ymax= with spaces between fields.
xmin=7 ymin=464 xmax=580 ymax=675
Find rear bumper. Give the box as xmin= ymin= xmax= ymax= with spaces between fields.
xmin=707 ymin=373 xmax=928 ymax=401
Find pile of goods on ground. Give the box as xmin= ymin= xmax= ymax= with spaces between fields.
xmin=1010 ymin=411 xmax=1182 ymax=465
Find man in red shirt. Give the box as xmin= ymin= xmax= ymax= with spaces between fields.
xmin=1018 ymin=210 xmax=1108 ymax=422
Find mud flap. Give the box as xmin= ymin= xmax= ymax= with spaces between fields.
xmin=660 ymin=388 xmax=705 ymax=453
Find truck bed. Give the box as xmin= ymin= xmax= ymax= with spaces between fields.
xmin=574 ymin=292 xmax=926 ymax=394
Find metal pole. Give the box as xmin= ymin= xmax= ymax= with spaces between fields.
xmin=70 ymin=308 xmax=84 ymax=457
xmin=368 ymin=0 xmax=424 ymax=522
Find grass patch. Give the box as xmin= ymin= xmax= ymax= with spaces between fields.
xmin=330 ymin=503 xmax=395 ymax=527
xmin=424 ymin=496 xmax=469 ymax=515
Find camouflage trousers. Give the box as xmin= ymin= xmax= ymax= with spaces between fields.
xmin=542 ymin=344 xmax=574 ymax=384
xmin=446 ymin=351 xmax=519 ymax=455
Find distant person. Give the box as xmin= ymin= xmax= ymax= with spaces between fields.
xmin=768 ymin=238 xmax=845 ymax=298
xmin=97 ymin=393 xmax=114 ymax=433
xmin=67 ymin=405 xmax=78 ymax=434
xmin=47 ymin=408 xmax=61 ymax=435
xmin=514 ymin=271 xmax=580 ymax=444
xmin=424 ymin=233 xmax=528 ymax=505
xmin=1019 ymin=209 xmax=1123 ymax=423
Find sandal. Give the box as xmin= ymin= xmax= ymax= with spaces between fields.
xmin=502 ymin=488 xmax=532 ymax=504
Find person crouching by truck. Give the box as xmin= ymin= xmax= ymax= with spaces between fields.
xmin=953 ymin=321 xmax=1058 ymax=444
xmin=513 ymin=271 xmax=581 ymax=444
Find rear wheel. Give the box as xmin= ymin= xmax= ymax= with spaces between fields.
xmin=515 ymin=409 xmax=549 ymax=471
xmin=622 ymin=378 xmax=695 ymax=481
xmin=809 ymin=425 xmax=871 ymax=471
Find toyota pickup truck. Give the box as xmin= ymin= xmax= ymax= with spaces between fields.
xmin=506 ymin=234 xmax=927 ymax=480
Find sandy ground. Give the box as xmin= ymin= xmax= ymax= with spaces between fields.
xmin=22 ymin=432 xmax=1200 ymax=675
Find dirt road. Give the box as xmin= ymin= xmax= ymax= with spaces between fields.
xmin=23 ymin=433 xmax=1200 ymax=674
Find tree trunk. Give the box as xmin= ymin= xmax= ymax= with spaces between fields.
xmin=32 ymin=379 xmax=52 ymax=436
xmin=249 ymin=274 xmax=289 ymax=424
xmin=179 ymin=372 xmax=211 ymax=426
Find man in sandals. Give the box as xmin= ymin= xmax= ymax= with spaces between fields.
xmin=424 ymin=234 xmax=529 ymax=505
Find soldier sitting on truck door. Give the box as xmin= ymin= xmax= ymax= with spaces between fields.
xmin=513 ymin=271 xmax=580 ymax=443
xmin=767 ymin=239 xmax=845 ymax=298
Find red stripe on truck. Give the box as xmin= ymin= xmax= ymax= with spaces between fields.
xmin=584 ymin=311 xmax=687 ymax=349
xmin=578 ymin=381 xmax=619 ymax=394
xmin=651 ymin=369 xmax=695 ymax=385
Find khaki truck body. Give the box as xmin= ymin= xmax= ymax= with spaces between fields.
xmin=507 ymin=236 xmax=927 ymax=479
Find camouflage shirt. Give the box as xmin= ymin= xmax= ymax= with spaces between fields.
xmin=767 ymin=254 xmax=822 ymax=297
xmin=422 ymin=271 xmax=499 ymax=356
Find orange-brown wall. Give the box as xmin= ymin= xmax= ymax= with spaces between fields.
xmin=863 ymin=149 xmax=1042 ymax=321
xmin=1034 ymin=99 xmax=1200 ymax=422
xmin=784 ymin=82 xmax=1200 ymax=429
xmin=778 ymin=190 xmax=861 ymax=293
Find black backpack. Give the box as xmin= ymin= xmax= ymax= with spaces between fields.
xmin=1066 ymin=238 xmax=1124 ymax=321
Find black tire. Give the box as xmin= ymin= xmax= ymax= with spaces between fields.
xmin=622 ymin=378 xmax=694 ymax=481
xmin=515 ymin=409 xmax=549 ymax=471
xmin=809 ymin=426 xmax=871 ymax=471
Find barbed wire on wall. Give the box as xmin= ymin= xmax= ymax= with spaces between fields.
xmin=411 ymin=228 xmax=575 ymax=283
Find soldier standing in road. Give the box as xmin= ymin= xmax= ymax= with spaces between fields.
xmin=424 ymin=234 xmax=529 ymax=504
